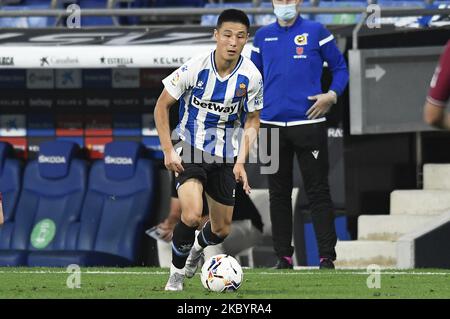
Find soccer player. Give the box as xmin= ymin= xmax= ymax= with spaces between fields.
xmin=424 ymin=40 xmax=450 ymax=130
xmin=251 ymin=0 xmax=349 ymax=269
xmin=154 ymin=9 xmax=263 ymax=291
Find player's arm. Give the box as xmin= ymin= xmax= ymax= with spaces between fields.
xmin=234 ymin=110 xmax=260 ymax=195
xmin=234 ymin=71 xmax=263 ymax=195
xmin=236 ymin=110 xmax=260 ymax=164
xmin=154 ymin=89 xmax=184 ymax=173
xmin=423 ymin=42 xmax=450 ymax=130
xmin=423 ymin=101 xmax=450 ymax=130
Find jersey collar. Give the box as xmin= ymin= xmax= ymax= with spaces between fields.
xmin=210 ymin=50 xmax=243 ymax=82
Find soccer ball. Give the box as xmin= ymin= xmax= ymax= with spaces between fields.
xmin=200 ymin=254 xmax=243 ymax=292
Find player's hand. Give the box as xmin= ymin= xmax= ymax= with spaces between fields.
xmin=157 ymin=220 xmax=174 ymax=242
xmin=233 ymin=163 xmax=251 ymax=195
xmin=306 ymin=91 xmax=337 ymax=120
xmin=164 ymin=148 xmax=184 ymax=174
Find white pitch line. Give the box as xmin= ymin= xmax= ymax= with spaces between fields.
xmin=0 ymin=270 xmax=448 ymax=276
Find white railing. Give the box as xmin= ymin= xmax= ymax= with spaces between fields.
xmin=0 ymin=7 xmax=449 ymax=17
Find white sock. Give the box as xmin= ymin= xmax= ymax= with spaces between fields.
xmin=170 ymin=264 xmax=185 ymax=275
xmin=193 ymin=235 xmax=204 ymax=252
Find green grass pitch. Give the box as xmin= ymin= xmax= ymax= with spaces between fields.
xmin=0 ymin=268 xmax=449 ymax=299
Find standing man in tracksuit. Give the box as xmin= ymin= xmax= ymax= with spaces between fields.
xmin=251 ymin=0 xmax=349 ymax=269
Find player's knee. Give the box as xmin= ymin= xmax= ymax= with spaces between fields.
xmin=181 ymin=214 xmax=202 ymax=228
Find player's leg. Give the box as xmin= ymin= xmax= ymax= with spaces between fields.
xmin=185 ymin=163 xmax=235 ymax=278
xmin=205 ymin=194 xmax=234 ymax=240
xmin=185 ymin=193 xmax=234 ymax=278
xmin=165 ymin=176 xmax=205 ymax=291
xmin=291 ymin=122 xmax=337 ymax=268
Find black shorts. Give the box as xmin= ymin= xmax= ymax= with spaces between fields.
xmin=174 ymin=141 xmax=236 ymax=206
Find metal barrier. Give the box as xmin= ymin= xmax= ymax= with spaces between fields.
xmin=1 ymin=6 xmax=449 ymax=32
xmin=0 ymin=7 xmax=449 ymax=17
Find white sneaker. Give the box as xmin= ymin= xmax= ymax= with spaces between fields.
xmin=165 ymin=267 xmax=185 ymax=291
xmin=185 ymin=247 xmax=204 ymax=278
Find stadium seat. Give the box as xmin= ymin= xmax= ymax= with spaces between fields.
xmin=0 ymin=0 xmax=55 ymax=28
xmin=0 ymin=142 xmax=22 ymax=251
xmin=312 ymin=1 xmax=366 ymax=25
xmin=76 ymin=0 xmax=116 ymax=26
xmin=152 ymin=0 xmax=205 ymax=7
xmin=201 ymin=2 xmax=254 ymax=26
xmin=0 ymin=139 xmax=27 ymax=266
xmin=27 ymin=141 xmax=156 ymax=267
xmin=0 ymin=141 xmax=87 ymax=266
xmin=75 ymin=0 xmax=153 ymax=26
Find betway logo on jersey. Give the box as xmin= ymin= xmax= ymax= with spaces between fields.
xmin=104 ymin=156 xmax=133 ymax=165
xmin=192 ymin=96 xmax=239 ymax=115
xmin=38 ymin=155 xmax=66 ymax=164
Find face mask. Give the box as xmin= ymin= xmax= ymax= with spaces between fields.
xmin=273 ymin=3 xmax=297 ymax=22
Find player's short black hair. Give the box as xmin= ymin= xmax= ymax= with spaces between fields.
xmin=216 ymin=9 xmax=250 ymax=31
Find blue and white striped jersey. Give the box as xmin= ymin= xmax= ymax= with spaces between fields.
xmin=162 ymin=50 xmax=263 ymax=158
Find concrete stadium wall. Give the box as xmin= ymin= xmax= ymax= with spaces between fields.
xmin=397 ymin=211 xmax=450 ymax=269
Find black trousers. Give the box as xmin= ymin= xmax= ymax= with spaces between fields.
xmin=262 ymin=121 xmax=337 ymax=260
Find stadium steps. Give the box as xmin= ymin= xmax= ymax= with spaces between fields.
xmin=390 ymin=190 xmax=450 ymax=215
xmin=423 ymin=164 xmax=450 ymax=190
xmin=335 ymin=164 xmax=450 ymax=268
xmin=357 ymin=215 xmax=435 ymax=241
xmin=335 ymin=240 xmax=397 ymax=268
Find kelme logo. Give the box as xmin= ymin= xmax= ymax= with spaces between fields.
xmin=31 ymin=219 xmax=56 ymax=249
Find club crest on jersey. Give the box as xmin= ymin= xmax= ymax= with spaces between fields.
xmin=294 ymin=34 xmax=308 ymax=46
xmin=236 ymin=83 xmax=247 ymax=97
xmin=294 ymin=45 xmax=307 ymax=59
xmin=195 ymin=80 xmax=204 ymax=89
xmin=170 ymin=72 xmax=180 ymax=86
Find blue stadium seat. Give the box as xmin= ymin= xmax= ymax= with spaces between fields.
xmin=377 ymin=0 xmax=424 ymax=7
xmin=75 ymin=0 xmax=156 ymax=26
xmin=77 ymin=0 xmax=116 ymax=26
xmin=0 ymin=142 xmax=22 ymax=252
xmin=153 ymin=0 xmax=205 ymax=7
xmin=0 ymin=141 xmax=87 ymax=267
xmin=201 ymin=2 xmax=254 ymax=26
xmin=0 ymin=0 xmax=55 ymax=28
xmin=118 ymin=0 xmax=151 ymax=25
xmin=27 ymin=141 xmax=156 ymax=267
xmin=313 ymin=1 xmax=366 ymax=25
